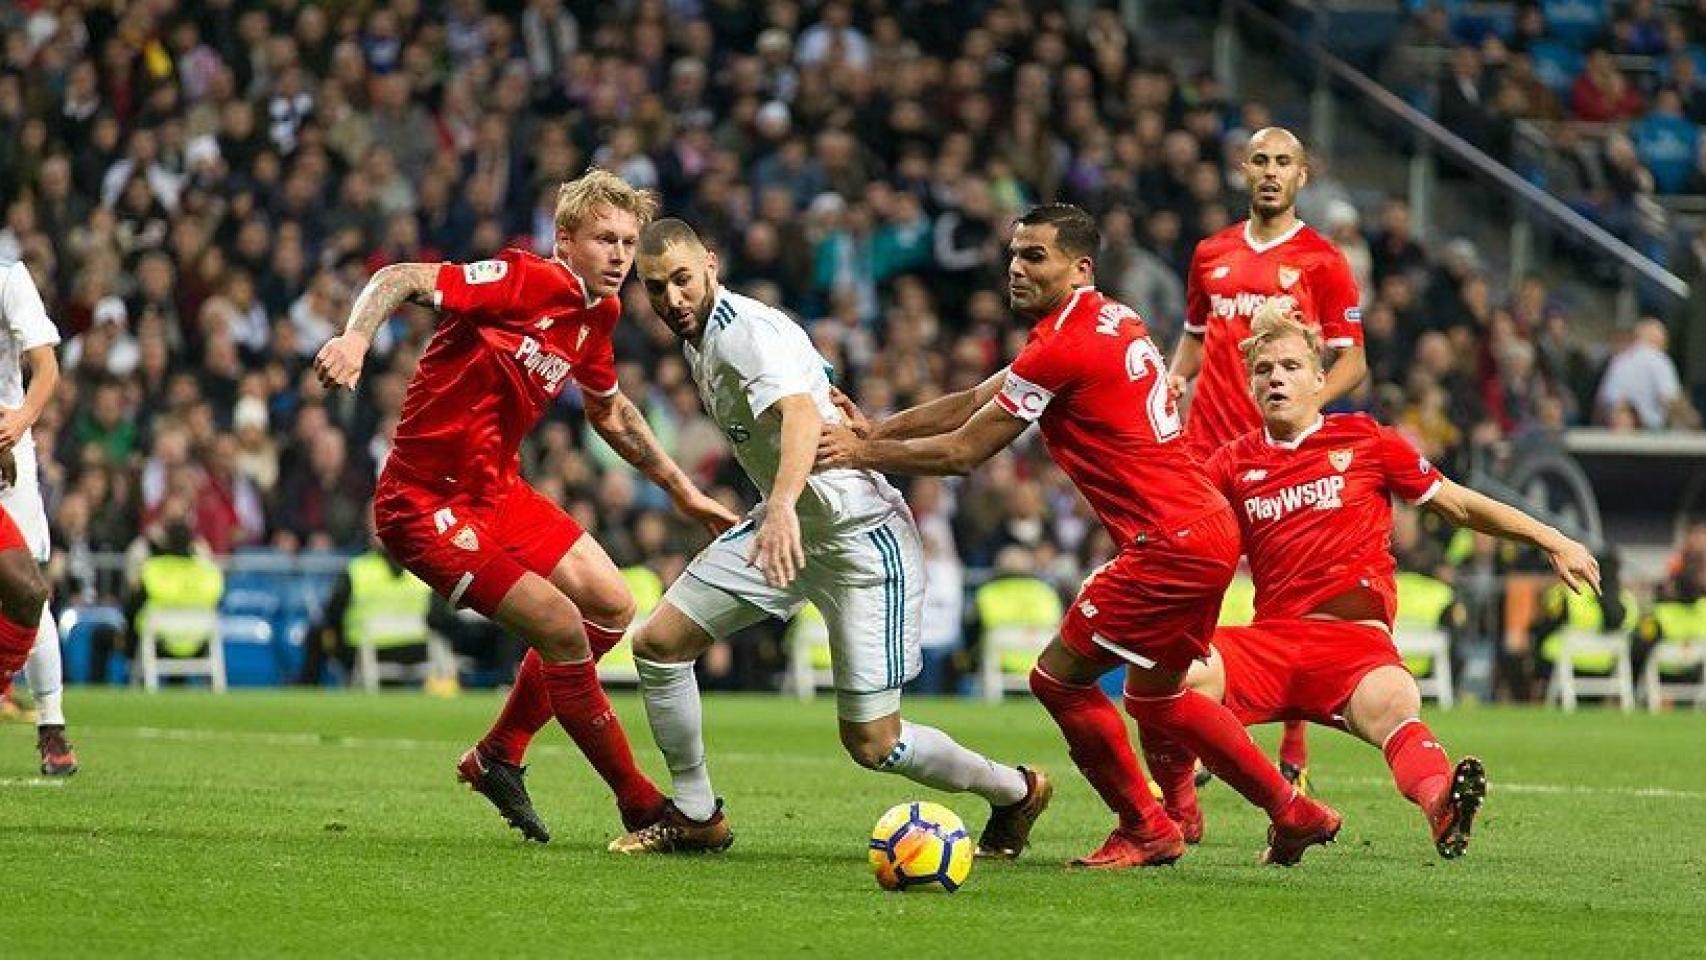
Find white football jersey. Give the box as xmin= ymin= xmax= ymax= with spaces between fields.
xmin=684 ymin=288 xmax=904 ymax=534
xmin=0 ymin=261 xmax=62 ymax=454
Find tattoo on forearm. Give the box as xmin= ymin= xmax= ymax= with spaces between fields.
xmin=346 ymin=264 xmax=438 ymax=338
xmin=598 ymin=397 xmax=664 ymax=473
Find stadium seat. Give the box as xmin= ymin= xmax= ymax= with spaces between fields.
xmin=784 ymin=603 xmax=833 ymax=700
xmin=979 ymin=623 xmax=1056 ymax=703
xmin=1393 ymin=572 xmax=1457 ymax=708
xmin=351 ymin=611 xmax=454 ymax=694
xmin=137 ymin=609 xmax=226 ymax=693
xmin=1642 ymin=601 xmax=1706 ymax=712
xmin=219 ymin=615 xmax=278 ymax=687
xmin=1542 ymin=588 xmax=1640 ymax=712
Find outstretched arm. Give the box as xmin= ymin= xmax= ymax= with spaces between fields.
xmin=819 ymin=398 xmax=1027 ymax=477
xmin=1424 ymin=479 xmax=1601 ymax=594
xmin=843 ymin=368 xmax=1009 ymax=441
xmin=0 ymin=344 xmax=60 ymax=453
xmin=585 ymin=389 xmax=739 ymax=535
xmin=314 ymin=263 xmax=439 ymax=390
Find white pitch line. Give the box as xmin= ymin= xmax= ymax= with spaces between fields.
xmin=93 ymin=726 xmax=1706 ymax=801
xmin=0 ymin=778 xmax=66 ymax=788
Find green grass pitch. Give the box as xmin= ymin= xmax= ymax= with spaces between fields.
xmin=3 ymin=691 xmax=1704 ymax=958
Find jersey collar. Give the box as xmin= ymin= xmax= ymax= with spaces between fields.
xmin=1263 ymin=414 xmax=1325 ymax=450
xmin=1048 ymin=286 xmax=1093 ymax=331
xmin=1242 ymin=218 xmax=1307 ymax=254
xmin=553 ymin=257 xmax=602 ymax=309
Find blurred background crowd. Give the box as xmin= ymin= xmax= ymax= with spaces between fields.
xmin=1 ymin=0 xmax=1701 ymax=699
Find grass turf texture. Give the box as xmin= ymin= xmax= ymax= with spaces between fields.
xmin=3 ymin=691 xmax=1704 ymax=958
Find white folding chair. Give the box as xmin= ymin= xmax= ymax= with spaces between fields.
xmin=980 ymin=624 xmax=1052 ymax=703
xmin=137 ymin=609 xmax=225 ymax=693
xmin=1642 ymin=641 xmax=1706 ymax=712
xmin=352 ymin=612 xmax=453 ymax=694
xmin=784 ymin=612 xmax=833 ymax=701
xmin=1545 ymin=630 xmax=1636 ymax=712
xmin=1394 ymin=626 xmax=1455 ymax=709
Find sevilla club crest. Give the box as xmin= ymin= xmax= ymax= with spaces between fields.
xmin=1329 ymin=449 xmax=1353 ymax=472
xmin=1278 ymin=265 xmax=1301 ymax=289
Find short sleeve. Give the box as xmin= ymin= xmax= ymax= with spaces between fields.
xmin=1312 ymin=250 xmax=1363 ymax=349
xmin=720 ymin=309 xmax=816 ymax=417
xmin=2 ymin=263 xmax=60 ymax=351
xmin=996 ymin=335 xmax=1077 ymax=423
xmin=1182 ymin=245 xmax=1209 ymax=336
xmin=433 ymin=252 xmax=522 ymax=322
xmin=1377 ymin=425 xmax=1441 ymax=505
xmin=572 ymin=298 xmax=621 ymax=398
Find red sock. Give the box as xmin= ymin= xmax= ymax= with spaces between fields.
xmin=0 ymin=612 xmax=33 ymax=676
xmin=1029 ymin=667 xmax=1173 ymax=835
xmin=540 ymin=657 xmax=663 ymax=818
xmin=584 ymin=620 xmax=626 ymax=661
xmin=1131 ymin=703 xmax=1200 ymax=821
xmin=1126 ymin=689 xmax=1294 ymax=817
xmin=479 ymin=621 xmax=628 ymax=764
xmin=1382 ymin=718 xmax=1452 ymax=813
xmin=478 ymin=649 xmax=552 ymax=765
xmin=1279 ymin=719 xmax=1309 ymax=769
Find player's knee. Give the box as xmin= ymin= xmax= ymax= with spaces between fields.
xmin=1354 ymin=668 xmax=1420 ymax=734
xmin=582 ymin=590 xmax=636 ymax=633
xmin=840 ymin=727 xmax=899 ymax=771
xmin=528 ymin=610 xmax=593 ymax=662
xmin=0 ymin=558 xmax=46 ymax=624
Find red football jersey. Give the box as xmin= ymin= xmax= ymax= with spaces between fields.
xmin=995 ymin=286 xmax=1229 ymax=546
xmin=386 ymin=248 xmax=620 ymax=497
xmin=1205 ymin=414 xmax=1442 ymax=626
xmin=1182 ymin=220 xmax=1363 ymax=460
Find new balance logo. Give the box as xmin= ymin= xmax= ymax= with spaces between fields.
xmin=534 ymin=316 xmax=555 ymax=330
xmin=1211 ymin=266 xmax=1231 ymax=279
xmin=1241 ymin=469 xmax=1269 ymax=483
xmin=1079 ymin=601 xmax=1099 ymax=619
xmin=433 ymin=508 xmax=457 ymax=534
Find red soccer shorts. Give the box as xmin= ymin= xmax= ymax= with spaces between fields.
xmin=1211 ymin=618 xmax=1405 ymax=727
xmin=1059 ymin=508 xmax=1241 ymax=673
xmin=0 ymin=507 xmax=25 ymax=554
xmin=373 ymin=475 xmax=585 ymax=618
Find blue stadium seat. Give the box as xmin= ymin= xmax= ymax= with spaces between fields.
xmin=1540 ymin=0 xmax=1608 ymax=47
xmin=1530 ymin=41 xmax=1585 ymax=93
xmin=220 ymin=615 xmax=279 ymax=687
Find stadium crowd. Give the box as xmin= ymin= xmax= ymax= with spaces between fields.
xmin=0 ymin=0 xmax=1694 ymax=696
xmin=1381 ymin=1 xmax=1706 ymax=266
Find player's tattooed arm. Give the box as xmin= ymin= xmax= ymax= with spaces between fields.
xmin=1424 ymin=479 xmax=1601 ymax=595
xmin=343 ymin=263 xmax=439 ymax=339
xmin=865 ymin=368 xmax=1008 ymax=441
xmin=585 ymin=391 xmax=738 ymax=535
xmin=819 ymin=399 xmax=1027 ymax=477
xmin=314 ymin=263 xmax=438 ymax=390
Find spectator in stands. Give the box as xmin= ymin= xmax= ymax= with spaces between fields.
xmin=1596 ymin=318 xmax=1697 ymax=429
xmin=1631 ymin=88 xmax=1701 ymax=194
xmin=1438 ymin=45 xmax=1496 ymax=152
xmin=273 ymin=426 xmax=373 ymax=550
xmin=1570 ymin=47 xmax=1644 ymax=122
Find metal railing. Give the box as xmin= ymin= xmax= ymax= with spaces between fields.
xmin=1214 ymin=0 xmax=1691 ymax=320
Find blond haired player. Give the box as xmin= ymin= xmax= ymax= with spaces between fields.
xmin=315 ymin=170 xmax=737 ymax=843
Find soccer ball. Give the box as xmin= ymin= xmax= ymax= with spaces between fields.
xmin=868 ymin=801 xmax=974 ymax=893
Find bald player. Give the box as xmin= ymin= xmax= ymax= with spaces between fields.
xmin=1167 ymin=127 xmax=1368 ymax=790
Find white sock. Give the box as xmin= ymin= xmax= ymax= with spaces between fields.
xmin=878 ymin=721 xmax=1028 ymax=806
xmin=635 ymin=657 xmax=716 ymax=821
xmin=25 ymin=606 xmax=64 ymax=728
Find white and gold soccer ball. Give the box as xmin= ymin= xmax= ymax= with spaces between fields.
xmin=868 ymin=801 xmax=974 ymax=893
